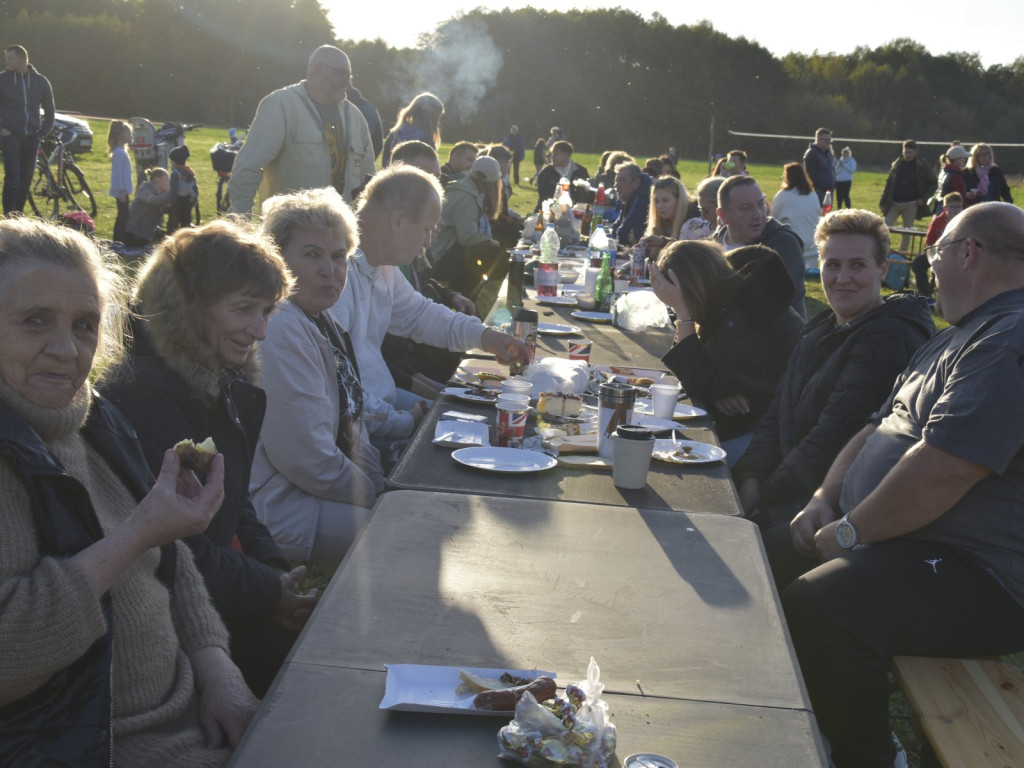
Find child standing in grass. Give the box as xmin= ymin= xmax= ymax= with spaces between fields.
xmin=107 ymin=120 xmax=133 ymax=243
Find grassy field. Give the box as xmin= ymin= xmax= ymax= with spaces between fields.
xmin=63 ymin=126 xmax=950 ymax=240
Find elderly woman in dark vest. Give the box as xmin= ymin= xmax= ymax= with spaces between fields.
xmin=0 ymin=217 xmax=255 ymax=765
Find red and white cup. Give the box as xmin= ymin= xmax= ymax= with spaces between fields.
xmin=569 ymin=340 xmax=592 ymax=363
xmin=496 ymin=401 xmax=529 ymax=448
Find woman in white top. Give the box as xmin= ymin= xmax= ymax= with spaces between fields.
xmin=771 ymin=163 xmax=821 ymax=270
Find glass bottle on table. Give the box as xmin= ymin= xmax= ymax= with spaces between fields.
xmin=506 ymin=250 xmax=525 ymax=311
xmin=537 ymin=223 xmax=560 ymax=297
xmin=591 ymin=184 xmax=607 ymax=235
xmin=595 ymin=251 xmax=613 ymax=312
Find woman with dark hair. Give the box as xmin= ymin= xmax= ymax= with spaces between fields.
xmin=0 ymin=217 xmax=256 ymax=765
xmin=427 ymin=155 xmax=507 ymax=314
xmin=380 ymin=92 xmax=444 ymax=167
xmin=733 ymin=209 xmax=934 ymax=528
xmin=771 ymin=162 xmax=822 ymax=269
xmin=100 ymin=219 xmax=314 ymax=697
xmin=650 ymin=239 xmax=803 ymax=461
xmin=965 ymin=142 xmax=1014 ymax=205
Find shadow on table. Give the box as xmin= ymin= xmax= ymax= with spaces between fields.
xmin=638 ymin=507 xmax=752 ymax=609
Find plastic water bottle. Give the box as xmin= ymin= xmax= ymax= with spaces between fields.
xmin=589 ymin=225 xmax=608 ymax=268
xmin=821 ymin=190 xmax=833 ymax=215
xmin=537 ymin=224 xmax=560 ymax=297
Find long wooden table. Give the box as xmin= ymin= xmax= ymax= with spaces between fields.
xmin=230 ymin=491 xmax=827 ymax=767
xmin=389 ymin=294 xmax=742 ymax=515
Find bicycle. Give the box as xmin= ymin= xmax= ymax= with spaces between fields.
xmin=27 ymin=121 xmax=97 ymax=220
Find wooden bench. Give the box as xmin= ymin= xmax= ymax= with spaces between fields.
xmin=892 ymin=656 xmax=1024 ymax=767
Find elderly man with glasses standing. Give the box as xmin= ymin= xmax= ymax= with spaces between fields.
xmin=229 ymin=45 xmax=375 ymax=215
xmin=766 ymin=201 xmax=1024 ymax=767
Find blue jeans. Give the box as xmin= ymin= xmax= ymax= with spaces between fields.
xmin=1 ymin=132 xmax=40 ymax=215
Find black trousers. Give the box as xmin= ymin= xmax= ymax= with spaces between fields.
xmin=764 ymin=525 xmax=1024 ymax=767
xmin=1 ymin=132 xmax=39 ymax=215
xmin=835 ymin=180 xmax=853 ymax=209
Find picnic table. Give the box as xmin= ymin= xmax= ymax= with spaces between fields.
xmin=229 ymin=491 xmax=828 ymax=767
xmin=388 ymin=294 xmax=741 ymax=515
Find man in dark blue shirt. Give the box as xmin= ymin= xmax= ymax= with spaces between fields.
xmin=0 ymin=45 xmax=55 ymax=215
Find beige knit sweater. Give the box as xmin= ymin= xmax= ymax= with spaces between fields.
xmin=0 ymin=381 xmax=232 ymax=767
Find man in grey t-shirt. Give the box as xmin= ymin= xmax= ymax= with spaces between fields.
xmin=766 ymin=202 xmax=1024 ymax=768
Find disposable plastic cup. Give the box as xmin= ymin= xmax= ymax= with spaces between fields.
xmin=501 ymin=378 xmax=533 ymax=397
xmin=649 ymin=383 xmax=682 ymax=420
xmin=497 ymin=393 xmax=530 ymax=408
xmin=495 ymin=401 xmax=529 ymax=448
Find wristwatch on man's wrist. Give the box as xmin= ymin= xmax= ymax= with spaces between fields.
xmin=835 ymin=512 xmax=869 ymax=551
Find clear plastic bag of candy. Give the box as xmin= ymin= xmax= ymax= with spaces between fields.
xmin=497 ymin=657 xmax=617 ymax=768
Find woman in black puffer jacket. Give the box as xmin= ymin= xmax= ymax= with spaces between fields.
xmin=651 ymin=240 xmax=805 ymax=459
xmin=733 ymin=209 xmax=935 ymax=528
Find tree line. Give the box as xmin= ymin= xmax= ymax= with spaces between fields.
xmin=6 ymin=2 xmax=1023 ymax=171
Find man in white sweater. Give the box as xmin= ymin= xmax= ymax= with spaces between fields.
xmin=330 ymin=165 xmax=529 ymax=440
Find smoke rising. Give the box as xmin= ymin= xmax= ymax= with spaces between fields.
xmin=417 ymin=17 xmax=503 ymax=119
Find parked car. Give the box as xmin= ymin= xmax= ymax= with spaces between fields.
xmin=52 ymin=112 xmax=93 ymax=155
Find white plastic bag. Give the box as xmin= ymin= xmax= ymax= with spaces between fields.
xmin=497 ymin=657 xmax=617 ymax=768
xmin=613 ymin=291 xmax=671 ymax=332
xmin=522 ymin=357 xmax=591 ymax=395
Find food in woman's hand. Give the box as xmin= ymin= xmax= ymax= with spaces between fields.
xmin=173 ymin=437 xmax=218 ymax=472
xmin=538 ymin=391 xmax=583 ymax=417
xmin=473 ymin=676 xmax=557 ymax=711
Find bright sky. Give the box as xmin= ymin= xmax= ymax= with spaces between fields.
xmin=329 ymin=0 xmax=1023 ymax=70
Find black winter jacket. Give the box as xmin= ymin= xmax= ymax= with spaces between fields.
xmin=733 ymin=292 xmax=935 ymax=524
xmin=101 ymin=317 xmax=288 ymax=625
xmin=0 ymin=394 xmax=173 ymax=767
xmin=0 ymin=64 xmax=55 ymax=138
xmin=661 ymin=249 xmax=805 ymax=440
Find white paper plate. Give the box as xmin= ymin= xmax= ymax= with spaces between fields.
xmin=560 ymin=284 xmax=586 ymax=294
xmin=441 ymin=386 xmax=497 ymax=403
xmin=537 ymin=295 xmax=578 ymax=307
xmin=631 ymin=414 xmax=682 ymax=432
xmin=537 ymin=322 xmax=582 ymax=335
xmin=455 ymin=362 xmax=508 ymax=384
xmin=634 ymin=398 xmax=706 ymax=420
xmin=651 ymin=439 xmax=727 ymax=464
xmin=452 ymin=447 xmax=557 ymax=473
xmin=380 ymin=664 xmax=556 ymax=715
xmin=571 ymin=310 xmax=614 ymax=323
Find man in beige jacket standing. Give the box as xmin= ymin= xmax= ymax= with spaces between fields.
xmin=228 ymin=45 xmax=374 ymax=215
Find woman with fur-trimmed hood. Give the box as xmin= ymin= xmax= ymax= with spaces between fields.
xmin=100 ymin=219 xmax=317 ymax=697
